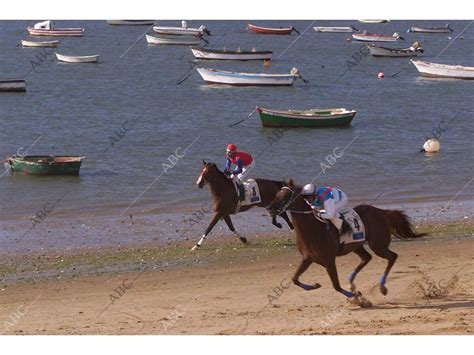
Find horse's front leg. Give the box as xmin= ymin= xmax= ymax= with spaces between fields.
xmin=222 ymin=215 xmax=248 ymax=245
xmin=191 ymin=212 xmax=221 ymax=251
xmin=292 ymin=258 xmax=321 ymax=291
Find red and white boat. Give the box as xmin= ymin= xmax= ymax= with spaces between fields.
xmin=352 ymin=31 xmax=403 ymax=42
xmin=247 ymin=23 xmax=298 ymax=35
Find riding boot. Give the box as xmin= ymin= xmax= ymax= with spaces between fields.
xmin=237 ymin=182 xmax=245 ymax=201
xmin=339 ymin=214 xmax=353 ymax=236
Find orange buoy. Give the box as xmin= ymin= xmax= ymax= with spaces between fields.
xmin=378 ymin=71 xmax=385 ymax=79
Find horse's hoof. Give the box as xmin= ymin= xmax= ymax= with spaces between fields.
xmin=288 ymin=223 xmax=294 ymax=230
xmin=240 ymin=237 xmax=248 ymax=245
xmin=350 ymin=282 xmax=356 ymax=292
xmin=360 ymin=299 xmax=373 ymax=308
xmin=275 ymin=223 xmax=282 ymax=229
xmin=380 ymin=284 xmax=388 ymax=295
xmin=313 ymin=283 xmax=322 ymax=290
xmin=191 ymin=245 xmax=200 ymax=251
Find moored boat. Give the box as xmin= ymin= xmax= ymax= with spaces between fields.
xmin=358 ymin=20 xmax=390 ymax=24
xmin=0 ymin=79 xmax=26 ymax=92
xmin=368 ymin=42 xmax=423 ymax=57
xmin=153 ymin=21 xmax=210 ymax=36
xmin=190 ymin=47 xmax=272 ymax=60
xmin=352 ymin=31 xmax=404 ymax=42
xmin=408 ymin=24 xmax=453 ymax=33
xmin=146 ymin=34 xmax=202 ymax=45
xmin=411 ymin=60 xmax=474 ymax=79
xmin=247 ymin=23 xmax=298 ymax=35
xmin=313 ymin=26 xmax=358 ymax=33
xmin=27 ymin=27 xmax=84 ymax=37
xmin=107 ymin=20 xmax=155 ymax=26
xmin=21 ymin=39 xmax=60 ymax=48
xmin=55 ymin=53 xmax=99 ymax=63
xmin=257 ymin=107 xmax=356 ymax=128
xmin=4 ymin=155 xmax=85 ymax=175
xmin=196 ymin=67 xmax=303 ymax=86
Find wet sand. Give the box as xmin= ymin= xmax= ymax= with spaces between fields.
xmin=0 ymin=221 xmax=472 ymax=335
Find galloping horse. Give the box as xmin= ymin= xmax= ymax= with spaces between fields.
xmin=192 ymin=161 xmax=294 ymax=250
xmin=268 ymin=180 xmax=426 ymax=305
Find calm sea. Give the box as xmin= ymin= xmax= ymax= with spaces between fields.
xmin=1 ymin=20 xmax=473 ymax=223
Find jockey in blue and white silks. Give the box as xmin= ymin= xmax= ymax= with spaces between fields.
xmin=301 ymin=184 xmax=349 ymax=234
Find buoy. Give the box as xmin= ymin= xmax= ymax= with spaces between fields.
xmin=421 ymin=138 xmax=440 ymax=153
xmin=378 ymin=72 xmax=385 ymax=79
xmin=346 ymin=37 xmax=351 ymax=42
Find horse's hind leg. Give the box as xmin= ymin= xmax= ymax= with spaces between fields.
xmin=292 ymin=258 xmax=321 ymax=291
xmin=222 ymin=215 xmax=248 ymax=245
xmin=191 ymin=212 xmax=221 ymax=250
xmin=373 ymin=248 xmax=398 ymax=295
xmin=348 ymin=246 xmax=372 ymax=291
xmin=280 ymin=211 xmax=294 ymax=230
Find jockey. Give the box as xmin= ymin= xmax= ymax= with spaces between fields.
xmin=301 ymin=183 xmax=351 ymax=235
xmin=223 ymin=144 xmax=255 ymax=200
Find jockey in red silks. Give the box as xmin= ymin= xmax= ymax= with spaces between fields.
xmin=301 ymin=183 xmax=351 ymax=236
xmin=223 ymin=144 xmax=255 ymax=200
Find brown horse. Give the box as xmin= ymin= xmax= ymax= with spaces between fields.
xmin=267 ymin=180 xmax=426 ymax=304
xmin=192 ymin=161 xmax=294 ymax=250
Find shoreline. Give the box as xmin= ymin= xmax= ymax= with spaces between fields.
xmin=0 ymin=225 xmax=472 ymax=335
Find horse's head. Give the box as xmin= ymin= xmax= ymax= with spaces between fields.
xmin=268 ymin=179 xmax=304 ymax=218
xmin=196 ymin=160 xmax=223 ymax=188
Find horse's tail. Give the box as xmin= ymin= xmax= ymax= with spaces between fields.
xmin=387 ymin=210 xmax=427 ymax=239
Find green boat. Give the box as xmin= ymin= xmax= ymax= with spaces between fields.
xmin=257 ymin=107 xmax=356 ymax=128
xmin=5 ymin=155 xmax=85 ymax=175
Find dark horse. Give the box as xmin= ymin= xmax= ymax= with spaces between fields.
xmin=192 ymin=161 xmax=294 ymax=250
xmin=268 ymin=180 xmax=426 ymax=305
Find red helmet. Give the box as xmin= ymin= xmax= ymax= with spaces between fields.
xmin=226 ymin=144 xmax=237 ymax=152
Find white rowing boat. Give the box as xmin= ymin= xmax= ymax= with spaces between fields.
xmin=146 ymin=34 xmax=202 ymax=45
xmin=55 ymin=53 xmax=99 ymax=63
xmin=0 ymin=79 xmax=26 ymax=92
xmin=352 ymin=32 xmax=404 ymax=42
xmin=196 ymin=67 xmax=301 ymax=86
xmin=313 ymin=26 xmax=358 ymax=33
xmin=107 ymin=20 xmax=154 ymax=26
xmin=153 ymin=21 xmax=210 ymax=36
xmin=408 ymin=25 xmax=453 ymax=33
xmin=358 ymin=20 xmax=390 ymax=24
xmin=411 ymin=60 xmax=474 ymax=79
xmin=190 ymin=47 xmax=272 ymax=60
xmin=21 ymin=39 xmax=60 ymax=47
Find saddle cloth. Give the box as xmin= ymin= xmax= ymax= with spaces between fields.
xmin=233 ymin=179 xmax=262 ymax=206
xmin=338 ymin=207 xmax=366 ymax=245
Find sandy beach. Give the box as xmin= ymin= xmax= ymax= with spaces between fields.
xmin=0 ymin=220 xmax=472 ymax=335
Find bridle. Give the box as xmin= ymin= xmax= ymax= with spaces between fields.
xmin=274 ymin=186 xmax=314 ymax=215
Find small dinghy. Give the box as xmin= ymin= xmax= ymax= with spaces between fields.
xmin=55 ymin=53 xmax=99 ymax=63
xmin=21 ymin=39 xmax=60 ymax=47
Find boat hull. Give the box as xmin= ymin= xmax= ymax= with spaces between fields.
xmin=146 ymin=34 xmax=201 ymax=45
xmin=409 ymin=26 xmax=452 ymax=33
xmin=196 ymin=68 xmax=296 ymax=86
xmin=257 ymin=108 xmax=356 ymax=128
xmin=352 ymin=34 xmax=399 ymax=42
xmin=6 ymin=156 xmax=84 ymax=175
xmin=313 ymin=27 xmax=356 ymax=33
xmin=368 ymin=44 xmax=421 ymax=57
xmin=107 ymin=20 xmax=154 ymax=26
xmin=27 ymin=27 xmax=84 ymax=37
xmin=411 ymin=60 xmax=474 ymax=79
xmin=190 ymin=47 xmax=272 ymax=60
xmin=55 ymin=53 xmax=99 ymax=63
xmin=153 ymin=26 xmax=203 ymax=36
xmin=21 ymin=40 xmax=60 ymax=47
xmin=0 ymin=79 xmax=26 ymax=92
xmin=247 ymin=24 xmax=294 ymax=35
